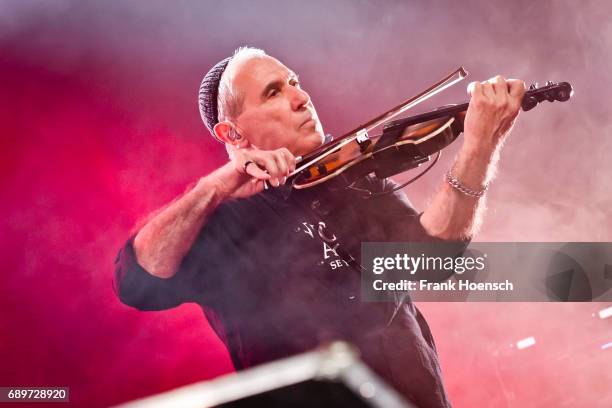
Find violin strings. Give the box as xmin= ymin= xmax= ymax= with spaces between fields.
xmin=347 ymin=150 xmax=442 ymax=198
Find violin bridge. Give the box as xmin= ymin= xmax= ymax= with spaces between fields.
xmin=356 ymin=129 xmax=371 ymax=152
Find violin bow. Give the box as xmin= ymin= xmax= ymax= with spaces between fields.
xmin=291 ymin=67 xmax=469 ymax=177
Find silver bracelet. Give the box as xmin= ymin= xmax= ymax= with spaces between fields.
xmin=445 ymin=171 xmax=488 ymax=198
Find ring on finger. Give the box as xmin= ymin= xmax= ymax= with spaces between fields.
xmin=243 ymin=161 xmax=255 ymax=173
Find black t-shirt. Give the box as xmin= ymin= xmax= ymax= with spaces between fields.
xmin=114 ymin=176 xmax=460 ymax=408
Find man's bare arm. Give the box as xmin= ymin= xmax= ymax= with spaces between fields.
xmin=420 ymin=140 xmax=499 ymax=240
xmin=420 ymin=76 xmax=526 ymax=240
xmin=134 ymin=163 xmax=232 ymax=278
xmin=133 ymin=147 xmax=296 ymax=279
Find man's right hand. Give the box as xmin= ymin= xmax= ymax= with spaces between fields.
xmin=131 ymin=146 xmax=297 ymax=278
xmin=212 ymin=146 xmax=298 ymax=200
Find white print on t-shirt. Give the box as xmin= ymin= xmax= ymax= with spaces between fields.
xmin=299 ymin=221 xmax=349 ymax=270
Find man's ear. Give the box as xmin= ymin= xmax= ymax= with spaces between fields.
xmin=214 ymin=121 xmax=249 ymax=148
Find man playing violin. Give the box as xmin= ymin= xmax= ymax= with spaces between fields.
xmin=114 ymin=47 xmax=525 ymax=407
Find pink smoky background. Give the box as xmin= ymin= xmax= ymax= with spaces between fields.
xmin=1 ymin=1 xmax=611 ymax=406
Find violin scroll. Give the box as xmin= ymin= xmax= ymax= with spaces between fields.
xmin=522 ymin=81 xmax=574 ymax=111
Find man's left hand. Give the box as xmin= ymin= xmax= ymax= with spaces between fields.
xmin=463 ymin=76 xmax=526 ymax=154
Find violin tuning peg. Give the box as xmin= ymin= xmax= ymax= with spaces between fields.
xmin=529 ymin=83 xmax=538 ymax=90
xmin=545 ymin=81 xmax=554 ymax=86
xmin=521 ymin=96 xmax=538 ymax=111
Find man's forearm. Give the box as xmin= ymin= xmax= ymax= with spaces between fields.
xmin=133 ymin=163 xmax=235 ymax=278
xmin=419 ymin=75 xmax=525 ymax=240
xmin=420 ymin=141 xmax=499 ymax=240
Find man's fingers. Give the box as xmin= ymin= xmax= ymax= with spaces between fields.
xmin=489 ymin=75 xmax=508 ymax=95
xmin=249 ymin=178 xmax=266 ymax=191
xmin=240 ymin=147 xmax=297 ymax=188
xmin=507 ymin=79 xmax=527 ymax=98
xmin=257 ymin=152 xmax=291 ymax=187
xmin=467 ymin=81 xmax=482 ymax=96
xmin=262 ymin=156 xmax=282 ymax=186
xmin=506 ymin=79 xmax=526 ymax=114
xmin=470 ymin=80 xmax=495 ymax=101
xmin=273 ymin=152 xmax=288 ymax=178
xmin=271 ymin=148 xmax=295 ymax=174
xmin=481 ymin=81 xmax=496 ymax=101
xmin=245 ymin=161 xmax=271 ymax=180
xmin=491 ymin=76 xmax=509 ymax=107
xmin=279 ymin=148 xmax=297 ymax=173
xmin=463 ymin=75 xmax=526 ymax=148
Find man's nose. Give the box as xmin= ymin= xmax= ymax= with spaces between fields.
xmin=290 ymin=86 xmax=310 ymax=111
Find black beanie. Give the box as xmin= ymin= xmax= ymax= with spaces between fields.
xmin=198 ymin=56 xmax=232 ymax=141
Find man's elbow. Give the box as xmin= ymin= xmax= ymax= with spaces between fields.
xmin=113 ymin=263 xmax=145 ymax=309
xmin=113 ymin=269 xmax=171 ymax=311
xmin=133 ymin=234 xmax=178 ymax=279
xmin=113 ymin=248 xmax=173 ymax=311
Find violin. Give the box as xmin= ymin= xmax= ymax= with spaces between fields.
xmin=288 ymin=67 xmax=573 ymax=191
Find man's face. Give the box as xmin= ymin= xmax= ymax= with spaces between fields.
xmin=231 ymin=56 xmax=325 ymax=156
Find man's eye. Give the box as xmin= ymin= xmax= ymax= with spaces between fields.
xmin=290 ymin=79 xmax=300 ymax=87
xmin=268 ymin=89 xmax=279 ymax=98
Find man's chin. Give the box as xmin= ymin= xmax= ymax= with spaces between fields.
xmin=296 ymin=132 xmax=325 ymax=156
